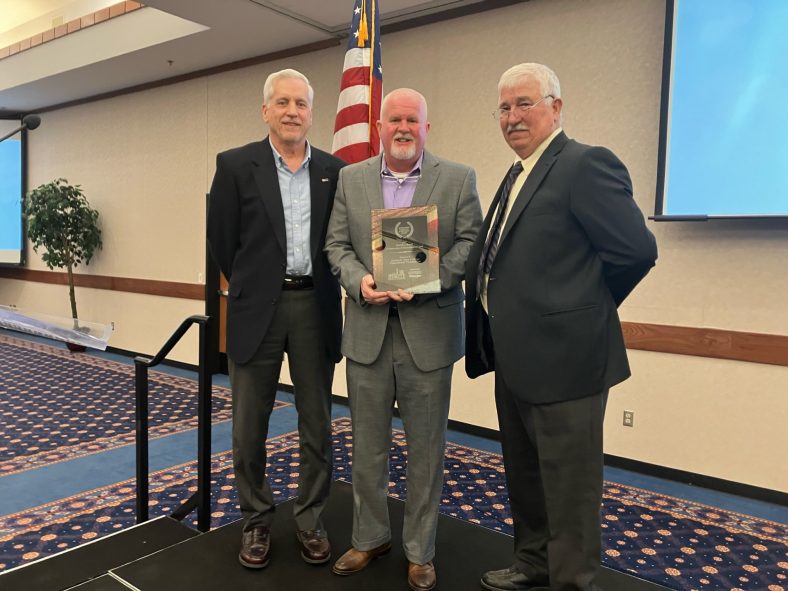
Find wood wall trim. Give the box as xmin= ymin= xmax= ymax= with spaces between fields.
xmin=2 ymin=268 xmax=787 ymax=366
xmin=0 ymin=267 xmax=203 ymax=300
xmin=621 ymin=321 xmax=788 ymax=367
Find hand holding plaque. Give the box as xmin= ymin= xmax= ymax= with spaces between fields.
xmin=371 ymin=205 xmax=440 ymax=294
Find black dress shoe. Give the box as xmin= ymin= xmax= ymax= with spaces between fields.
xmin=296 ymin=529 xmax=331 ymax=564
xmin=239 ymin=526 xmax=271 ymax=569
xmin=480 ymin=566 xmax=550 ymax=591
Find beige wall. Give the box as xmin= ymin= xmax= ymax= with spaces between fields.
xmin=2 ymin=0 xmax=786 ymax=492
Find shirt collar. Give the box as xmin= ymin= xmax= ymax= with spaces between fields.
xmin=514 ymin=127 xmax=562 ymax=172
xmin=381 ymin=151 xmax=423 ymax=179
xmin=270 ymin=140 xmax=312 ymax=171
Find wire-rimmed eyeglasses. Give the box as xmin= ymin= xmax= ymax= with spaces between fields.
xmin=492 ymin=95 xmax=554 ymax=120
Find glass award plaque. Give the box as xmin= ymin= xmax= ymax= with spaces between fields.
xmin=371 ymin=205 xmax=440 ymax=294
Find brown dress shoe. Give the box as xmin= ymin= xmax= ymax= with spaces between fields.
xmin=331 ymin=542 xmax=392 ymax=575
xmin=408 ymin=561 xmax=436 ymax=591
xmin=296 ymin=529 xmax=331 ymax=564
xmin=238 ymin=526 xmax=271 ymax=569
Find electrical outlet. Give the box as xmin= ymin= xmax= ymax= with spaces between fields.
xmin=623 ymin=410 xmax=635 ymax=427
xmin=197 ymin=272 xmax=204 ymax=283
xmin=110 ymin=321 xmax=115 ymax=331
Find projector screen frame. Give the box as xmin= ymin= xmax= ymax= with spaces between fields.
xmin=0 ymin=115 xmax=28 ymax=266
xmin=652 ymin=0 xmax=788 ymax=222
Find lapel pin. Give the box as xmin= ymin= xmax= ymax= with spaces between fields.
xmin=321 ymin=178 xmax=330 ymax=182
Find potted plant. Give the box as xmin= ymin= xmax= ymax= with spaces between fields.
xmin=25 ymin=178 xmax=102 ymax=348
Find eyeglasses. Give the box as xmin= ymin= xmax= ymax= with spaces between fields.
xmin=492 ymin=95 xmax=554 ymax=120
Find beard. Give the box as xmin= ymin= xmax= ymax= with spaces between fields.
xmin=388 ymin=135 xmax=418 ymax=161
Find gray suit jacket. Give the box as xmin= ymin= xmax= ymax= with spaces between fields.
xmin=325 ymin=151 xmax=482 ymax=372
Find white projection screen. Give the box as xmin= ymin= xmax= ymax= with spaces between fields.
xmin=655 ymin=0 xmax=788 ymax=220
xmin=0 ymin=118 xmax=25 ymax=264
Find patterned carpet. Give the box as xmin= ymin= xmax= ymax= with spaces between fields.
xmin=0 ymin=333 xmax=286 ymax=475
xmin=1 ymin=418 xmax=786 ymax=590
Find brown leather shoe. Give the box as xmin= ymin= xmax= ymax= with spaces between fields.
xmin=331 ymin=542 xmax=392 ymax=575
xmin=238 ymin=526 xmax=271 ymax=569
xmin=296 ymin=529 xmax=331 ymax=564
xmin=408 ymin=561 xmax=436 ymax=591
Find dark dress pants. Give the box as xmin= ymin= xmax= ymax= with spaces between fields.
xmin=495 ymin=375 xmax=607 ymax=591
xmin=229 ymin=288 xmax=334 ymax=532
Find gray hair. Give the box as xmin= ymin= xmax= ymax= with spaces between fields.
xmin=263 ymin=68 xmax=314 ymax=106
xmin=498 ymin=63 xmax=561 ymax=99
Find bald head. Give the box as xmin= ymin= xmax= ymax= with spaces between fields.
xmin=381 ymin=88 xmax=428 ymax=120
xmin=377 ymin=88 xmax=430 ymax=172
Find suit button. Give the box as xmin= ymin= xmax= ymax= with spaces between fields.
xmin=270 ymin=299 xmax=276 ymax=305
xmin=490 ymin=314 xmax=495 ymax=319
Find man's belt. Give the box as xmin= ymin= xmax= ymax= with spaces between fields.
xmin=282 ymin=275 xmax=314 ymax=290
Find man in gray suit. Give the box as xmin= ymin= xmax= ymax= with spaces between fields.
xmin=325 ymin=88 xmax=482 ymax=591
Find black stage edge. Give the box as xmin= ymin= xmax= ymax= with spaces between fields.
xmin=0 ymin=516 xmax=197 ymax=591
xmin=66 ymin=574 xmax=135 ymax=590
xmin=112 ymin=481 xmax=668 ymax=591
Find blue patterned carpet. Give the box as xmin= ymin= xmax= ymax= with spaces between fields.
xmin=1 ymin=418 xmax=786 ymax=590
xmin=0 ymin=333 xmax=286 ymax=475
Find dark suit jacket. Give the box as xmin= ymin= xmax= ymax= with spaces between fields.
xmin=465 ymin=132 xmax=657 ymax=404
xmin=207 ymin=137 xmax=345 ymax=365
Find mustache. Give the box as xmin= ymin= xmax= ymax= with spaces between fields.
xmin=393 ymin=132 xmax=414 ymax=141
xmin=506 ymin=123 xmax=528 ymax=133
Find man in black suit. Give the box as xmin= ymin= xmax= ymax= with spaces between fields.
xmin=465 ymin=63 xmax=658 ymax=591
xmin=207 ymin=68 xmax=344 ymax=570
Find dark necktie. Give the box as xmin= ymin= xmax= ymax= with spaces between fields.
xmin=477 ymin=161 xmax=524 ymax=297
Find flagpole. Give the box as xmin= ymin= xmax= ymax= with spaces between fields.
xmin=368 ymin=0 xmax=376 ymax=158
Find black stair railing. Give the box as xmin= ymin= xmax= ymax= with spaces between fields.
xmin=134 ymin=315 xmax=213 ymax=532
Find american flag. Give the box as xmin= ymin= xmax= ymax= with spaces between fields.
xmin=332 ymin=0 xmax=382 ymax=164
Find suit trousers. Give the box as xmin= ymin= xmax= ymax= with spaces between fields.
xmin=495 ymin=376 xmax=607 ymax=591
xmin=346 ymin=315 xmax=452 ymax=565
xmin=228 ymin=288 xmax=334 ymax=532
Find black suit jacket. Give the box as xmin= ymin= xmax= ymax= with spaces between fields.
xmin=207 ymin=137 xmax=345 ymax=365
xmin=465 ymin=132 xmax=657 ymax=404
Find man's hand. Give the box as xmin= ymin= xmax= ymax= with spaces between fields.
xmin=361 ymin=274 xmax=391 ymax=305
xmin=386 ymin=289 xmax=415 ymax=302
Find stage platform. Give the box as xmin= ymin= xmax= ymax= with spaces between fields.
xmin=113 ymin=481 xmax=668 ymax=590
xmin=0 ymin=515 xmax=197 ymax=591
xmin=2 ymin=481 xmax=670 ymax=590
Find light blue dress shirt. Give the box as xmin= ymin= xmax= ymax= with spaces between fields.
xmin=271 ymin=142 xmax=312 ymax=276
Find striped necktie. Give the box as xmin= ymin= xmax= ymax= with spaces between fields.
xmin=477 ymin=161 xmax=524 ymax=297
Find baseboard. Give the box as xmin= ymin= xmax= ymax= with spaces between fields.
xmin=603 ymin=454 xmax=788 ymax=507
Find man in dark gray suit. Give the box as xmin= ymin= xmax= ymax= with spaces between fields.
xmin=325 ymin=88 xmax=482 ymax=591
xmin=207 ymin=69 xmax=344 ymax=570
xmin=465 ymin=63 xmax=657 ymax=591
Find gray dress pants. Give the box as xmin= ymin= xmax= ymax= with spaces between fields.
xmin=346 ymin=316 xmax=452 ymax=565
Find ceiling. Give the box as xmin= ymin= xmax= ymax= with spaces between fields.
xmin=0 ymin=0 xmax=518 ymax=115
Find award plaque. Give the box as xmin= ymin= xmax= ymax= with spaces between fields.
xmin=371 ymin=205 xmax=440 ymax=293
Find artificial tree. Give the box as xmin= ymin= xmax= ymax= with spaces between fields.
xmin=26 ymin=178 xmax=102 ymax=329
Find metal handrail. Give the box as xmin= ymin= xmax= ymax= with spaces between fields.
xmin=134 ymin=315 xmax=213 ymax=532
